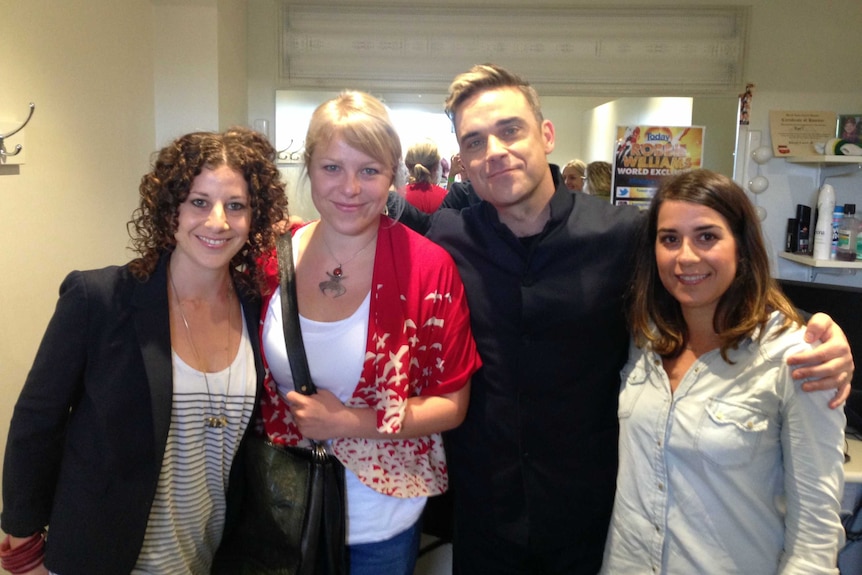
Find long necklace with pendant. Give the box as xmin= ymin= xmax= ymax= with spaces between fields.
xmin=169 ymin=270 xmax=233 ymax=429
xmin=318 ymin=230 xmax=377 ymax=298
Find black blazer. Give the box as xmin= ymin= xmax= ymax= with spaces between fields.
xmin=1 ymin=255 xmax=264 ymax=575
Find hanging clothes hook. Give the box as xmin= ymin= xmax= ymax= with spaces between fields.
xmin=0 ymin=102 xmax=36 ymax=164
xmin=277 ymin=139 xmax=295 ymax=162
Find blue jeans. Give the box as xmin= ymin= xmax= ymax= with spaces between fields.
xmin=348 ymin=520 xmax=422 ymax=575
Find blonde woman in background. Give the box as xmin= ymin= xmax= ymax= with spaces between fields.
xmin=562 ymin=158 xmax=586 ymax=192
xmin=402 ymin=139 xmax=449 ymax=214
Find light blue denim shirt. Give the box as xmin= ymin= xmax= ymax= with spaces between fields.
xmin=601 ymin=312 xmax=845 ymax=575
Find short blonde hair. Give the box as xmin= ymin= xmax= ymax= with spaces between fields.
xmin=563 ymin=159 xmax=586 ymax=177
xmin=303 ymin=91 xmax=402 ymax=185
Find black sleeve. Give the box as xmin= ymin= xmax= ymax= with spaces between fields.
xmin=441 ymin=181 xmax=480 ymax=210
xmin=386 ymin=191 xmax=432 ymax=235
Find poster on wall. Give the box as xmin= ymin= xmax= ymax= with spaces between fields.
xmin=612 ymin=125 xmax=705 ymax=208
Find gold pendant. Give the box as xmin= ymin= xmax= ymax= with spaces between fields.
xmin=205 ymin=415 xmax=227 ymax=428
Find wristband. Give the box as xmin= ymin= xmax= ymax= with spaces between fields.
xmin=0 ymin=530 xmax=46 ymax=574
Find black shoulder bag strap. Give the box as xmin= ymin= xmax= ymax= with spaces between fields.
xmin=276 ymin=232 xmax=316 ymax=396
xmin=274 ymin=232 xmax=348 ymax=575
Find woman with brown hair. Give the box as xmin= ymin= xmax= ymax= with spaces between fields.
xmin=602 ymin=169 xmax=844 ymax=574
xmin=1 ymin=128 xmax=287 ymax=574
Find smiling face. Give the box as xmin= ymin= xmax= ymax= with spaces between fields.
xmin=172 ymin=164 xmax=250 ymax=274
xmin=308 ymin=135 xmax=392 ymax=237
xmin=655 ymin=200 xmax=738 ymax=321
xmin=453 ymin=86 xmax=556 ymax=214
xmin=562 ymin=165 xmax=584 ymax=191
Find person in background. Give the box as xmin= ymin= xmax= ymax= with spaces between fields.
xmin=0 ymin=128 xmax=288 ymax=574
xmin=258 ymin=91 xmax=481 ymax=575
xmin=841 ymin=116 xmax=861 ymax=142
xmin=583 ymin=160 xmax=612 ymax=200
xmin=562 ymin=158 xmax=586 ymax=192
xmin=421 ymin=64 xmax=853 ymax=574
xmin=446 ymin=153 xmax=465 ymax=187
xmin=602 ymin=169 xmax=845 ymax=573
xmin=402 ymin=140 xmax=449 ymax=214
xmin=387 ymin=151 xmax=481 ymax=235
xmin=440 ymin=155 xmax=451 ymax=187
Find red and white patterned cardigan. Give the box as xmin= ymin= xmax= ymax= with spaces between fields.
xmin=258 ymin=217 xmax=482 ymax=498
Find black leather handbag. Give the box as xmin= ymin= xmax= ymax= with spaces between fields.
xmin=213 ymin=233 xmax=348 ymax=575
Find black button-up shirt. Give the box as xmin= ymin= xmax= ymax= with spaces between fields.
xmin=427 ymin=165 xmax=644 ymax=557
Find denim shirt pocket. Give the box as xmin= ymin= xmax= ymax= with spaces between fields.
xmin=696 ymin=399 xmax=769 ymax=468
xmin=618 ymin=362 xmax=648 ymax=419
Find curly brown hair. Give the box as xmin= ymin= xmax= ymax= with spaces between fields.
xmin=127 ymin=127 xmax=287 ymax=297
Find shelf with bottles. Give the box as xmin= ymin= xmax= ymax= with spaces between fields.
xmin=779 ymin=252 xmax=862 ymax=268
xmin=785 ymin=156 xmax=862 ymax=186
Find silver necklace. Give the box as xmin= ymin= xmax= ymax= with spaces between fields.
xmin=318 ymin=231 xmax=377 ymax=298
xmin=169 ymin=270 xmax=233 ymax=429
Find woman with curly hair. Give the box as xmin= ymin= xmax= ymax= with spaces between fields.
xmin=0 ymin=127 xmax=287 ymax=575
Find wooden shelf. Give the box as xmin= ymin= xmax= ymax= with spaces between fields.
xmin=779 ymin=252 xmax=862 ymax=269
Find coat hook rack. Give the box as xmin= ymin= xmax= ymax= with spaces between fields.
xmin=277 ymin=139 xmax=305 ymax=163
xmin=1 ymin=102 xmax=36 ymax=164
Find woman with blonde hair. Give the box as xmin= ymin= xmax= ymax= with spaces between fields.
xmin=402 ymin=139 xmax=448 ymax=213
xmin=257 ymin=91 xmax=481 ymax=574
xmin=562 ymin=158 xmax=586 ymax=192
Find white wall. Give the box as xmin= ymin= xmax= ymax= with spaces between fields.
xmin=1 ymin=6 xmax=156 ymax=540
xmin=154 ymin=4 xmax=220 ymax=146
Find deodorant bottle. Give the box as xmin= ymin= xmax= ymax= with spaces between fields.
xmin=812 ymin=184 xmax=836 ymax=260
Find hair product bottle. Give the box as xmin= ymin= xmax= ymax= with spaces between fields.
xmin=812 ymin=184 xmax=835 ymax=260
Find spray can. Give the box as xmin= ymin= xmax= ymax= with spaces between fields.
xmin=812 ymin=184 xmax=835 ymax=260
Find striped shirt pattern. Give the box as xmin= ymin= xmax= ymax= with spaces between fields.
xmin=132 ymin=315 xmax=256 ymax=574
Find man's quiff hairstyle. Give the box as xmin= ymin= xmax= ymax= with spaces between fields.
xmin=444 ymin=64 xmax=544 ymax=126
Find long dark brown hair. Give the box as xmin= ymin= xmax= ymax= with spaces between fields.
xmin=628 ymin=169 xmax=801 ymax=362
xmin=127 ymin=127 xmax=287 ymax=297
